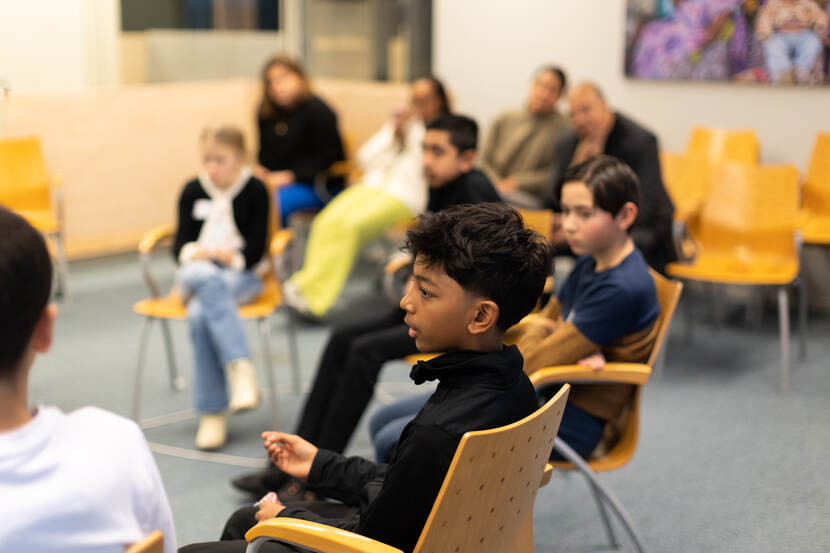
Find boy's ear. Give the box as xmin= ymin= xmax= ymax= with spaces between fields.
xmin=457 ymin=148 xmax=476 ymax=172
xmin=615 ymin=201 xmax=638 ymax=231
xmin=31 ymin=304 xmax=57 ymax=354
xmin=467 ymin=299 xmax=499 ymax=336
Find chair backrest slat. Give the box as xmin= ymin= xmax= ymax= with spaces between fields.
xmin=124 ymin=530 xmax=163 ymax=553
xmin=413 ymin=385 xmax=570 ymax=553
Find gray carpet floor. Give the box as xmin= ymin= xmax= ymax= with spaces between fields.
xmin=26 ymin=252 xmax=830 ymax=552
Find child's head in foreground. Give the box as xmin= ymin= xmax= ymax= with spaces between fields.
xmin=554 ymin=155 xmax=640 ymax=258
xmin=400 ymin=202 xmax=551 ymax=353
xmin=0 ymin=206 xmax=54 ymax=384
xmin=422 ymin=114 xmax=478 ymax=188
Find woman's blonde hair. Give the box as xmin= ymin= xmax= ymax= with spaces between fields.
xmin=200 ymin=125 xmax=246 ymax=155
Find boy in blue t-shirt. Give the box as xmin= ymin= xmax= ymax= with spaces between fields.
xmin=515 ymin=154 xmax=660 ymax=459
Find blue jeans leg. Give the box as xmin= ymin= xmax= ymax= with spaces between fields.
xmin=368 ymin=392 xmax=431 ymax=462
xmin=178 ymin=261 xmax=263 ymax=413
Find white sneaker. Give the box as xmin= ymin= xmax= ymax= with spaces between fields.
xmin=226 ymin=358 xmax=260 ymax=412
xmin=195 ymin=413 xmax=227 ymax=450
xmin=282 ymin=279 xmax=314 ymax=317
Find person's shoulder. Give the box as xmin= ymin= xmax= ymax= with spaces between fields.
xmin=243 ymin=175 xmax=269 ymax=196
xmin=468 ymin=169 xmax=501 ymax=200
xmin=308 ymin=94 xmax=338 ymax=118
xmin=615 ymin=112 xmax=656 ymax=143
xmin=613 ymin=249 xmax=657 ymax=298
xmin=68 ymin=406 xmax=142 ymax=435
xmin=181 ymin=178 xmax=205 ymax=197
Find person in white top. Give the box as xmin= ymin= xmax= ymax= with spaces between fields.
xmin=0 ymin=206 xmax=177 ymax=553
xmin=282 ymin=77 xmax=451 ymax=318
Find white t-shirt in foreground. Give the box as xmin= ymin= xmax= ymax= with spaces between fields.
xmin=0 ymin=406 xmax=176 ymax=553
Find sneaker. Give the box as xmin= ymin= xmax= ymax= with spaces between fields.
xmin=226 ymin=358 xmax=260 ymax=412
xmin=232 ymin=469 xmax=289 ymax=497
xmin=282 ymin=279 xmax=314 ymax=318
xmin=195 ymin=413 xmax=227 ymax=450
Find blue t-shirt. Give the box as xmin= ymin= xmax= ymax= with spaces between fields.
xmin=557 ymin=249 xmax=660 ymax=346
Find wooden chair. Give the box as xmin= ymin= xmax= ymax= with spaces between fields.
xmin=131 ymin=227 xmax=300 ymax=424
xmin=125 ymin=530 xmax=163 ymax=553
xmin=244 ymin=384 xmax=571 ymax=553
xmin=667 ymin=161 xmax=805 ymax=391
xmin=531 ymin=268 xmax=682 ymax=553
xmin=0 ymin=135 xmax=69 ymax=298
xmin=800 ymin=132 xmax=830 ymax=245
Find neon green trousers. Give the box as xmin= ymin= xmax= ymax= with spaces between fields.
xmin=290 ymin=184 xmax=414 ymax=316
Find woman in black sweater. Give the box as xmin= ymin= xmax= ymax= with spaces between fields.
xmin=254 ymin=55 xmax=345 ymax=226
xmin=174 ymin=126 xmax=269 ymax=450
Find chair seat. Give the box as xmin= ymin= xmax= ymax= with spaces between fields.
xmin=800 ymin=213 xmax=830 ymax=245
xmin=667 ymin=252 xmax=798 ymax=285
xmin=15 ymin=209 xmax=60 ymax=233
xmin=133 ymin=275 xmax=283 ymax=320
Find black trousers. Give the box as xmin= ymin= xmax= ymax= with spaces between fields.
xmin=294 ymin=308 xmax=417 ymax=452
xmin=180 ymin=503 xmax=357 ymax=552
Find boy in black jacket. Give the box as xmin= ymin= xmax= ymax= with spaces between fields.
xmin=181 ymin=203 xmax=551 ymax=553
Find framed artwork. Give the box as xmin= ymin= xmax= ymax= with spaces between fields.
xmin=625 ymin=0 xmax=830 ymax=85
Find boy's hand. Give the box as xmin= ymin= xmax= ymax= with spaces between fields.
xmin=210 ymin=249 xmax=235 ymax=267
xmin=255 ymin=495 xmax=286 ymax=521
xmin=262 ymin=432 xmax=318 ymax=480
xmin=578 ymin=352 xmax=606 ymax=371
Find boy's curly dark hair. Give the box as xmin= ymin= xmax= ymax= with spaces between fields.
xmin=0 ymin=207 xmax=52 ymax=376
xmin=403 ymin=203 xmax=552 ymax=331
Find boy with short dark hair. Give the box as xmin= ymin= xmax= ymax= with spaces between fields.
xmin=184 ymin=202 xmax=550 ymax=553
xmin=517 ymin=154 xmax=660 ymax=459
xmin=0 ymin=207 xmax=176 ymax=553
xmin=231 ymin=113 xmax=501 ymax=500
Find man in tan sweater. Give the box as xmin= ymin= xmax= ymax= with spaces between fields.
xmin=480 ymin=66 xmax=570 ymax=209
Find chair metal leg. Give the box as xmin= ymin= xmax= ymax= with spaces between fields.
xmin=284 ymin=308 xmax=301 ymax=393
xmin=684 ymin=286 xmax=694 ymax=345
xmin=159 ymin=319 xmax=185 ymax=391
xmin=133 ymin=317 xmax=154 ymax=421
xmin=586 ymin=475 xmax=620 ymax=549
xmin=778 ymin=286 xmax=791 ymax=393
xmin=553 ymin=437 xmax=650 ymax=553
xmin=798 ymin=276 xmax=807 ymax=362
xmin=259 ymin=317 xmax=279 ymax=427
xmin=53 ymin=229 xmax=70 ymax=302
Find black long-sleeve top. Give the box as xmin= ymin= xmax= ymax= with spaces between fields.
xmin=546 ymin=112 xmax=677 ymax=272
xmin=172 ymin=176 xmax=269 ymax=270
xmin=277 ymin=346 xmax=538 ymax=553
xmin=257 ymin=94 xmax=345 ymax=187
xmin=426 ymin=168 xmax=502 ymax=213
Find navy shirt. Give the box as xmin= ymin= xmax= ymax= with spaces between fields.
xmin=557 ymin=249 xmax=659 ymax=346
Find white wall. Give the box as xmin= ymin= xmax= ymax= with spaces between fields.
xmin=433 ymin=0 xmax=830 ymax=170
xmin=0 ymin=0 xmax=119 ymax=94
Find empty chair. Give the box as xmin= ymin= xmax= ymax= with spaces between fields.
xmin=685 ymin=126 xmax=760 ymax=165
xmin=0 ymin=136 xmax=69 ymax=298
xmin=800 ymin=132 xmax=830 ymax=244
xmin=667 ymin=162 xmax=804 ymax=391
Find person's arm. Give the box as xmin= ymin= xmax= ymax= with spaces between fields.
xmin=510 ymin=166 xmax=559 ymax=195
xmin=172 ymin=182 xmax=201 ymax=264
xmin=355 ymin=121 xmax=396 ymax=171
xmin=517 ymin=319 xmax=600 ymax=375
xmin=239 ymin=180 xmax=270 ymax=269
xmin=755 ymin=2 xmax=774 ymax=40
xmin=544 ymin=134 xmax=576 ymax=210
xmin=291 ymin=102 xmax=344 ymax=183
xmin=479 ymin=114 xmax=504 ymax=186
xmin=628 ymin=132 xmax=670 ymax=253
xmin=356 ymin=423 xmax=458 ymax=553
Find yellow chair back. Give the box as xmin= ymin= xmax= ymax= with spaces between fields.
xmin=413 ymin=384 xmax=570 ymax=553
xmin=803 ymin=132 xmax=830 ymax=216
xmin=125 ymin=530 xmax=163 ymax=553
xmin=517 ymin=208 xmax=555 ymax=240
xmin=697 ymin=162 xmax=799 ymax=263
xmin=0 ymin=136 xmax=52 ymax=212
xmin=685 ymin=126 xmax=760 ymax=165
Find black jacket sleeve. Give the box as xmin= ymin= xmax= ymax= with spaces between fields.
xmin=172 ymin=180 xmax=201 ymax=263
xmin=628 ymin=133 xmax=673 ymax=253
xmin=292 ymin=100 xmax=344 ymax=184
xmin=544 ymin=133 xmax=578 ymax=210
xmin=237 ymin=179 xmax=270 ymax=269
xmin=356 ymin=423 xmax=457 ymax=553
